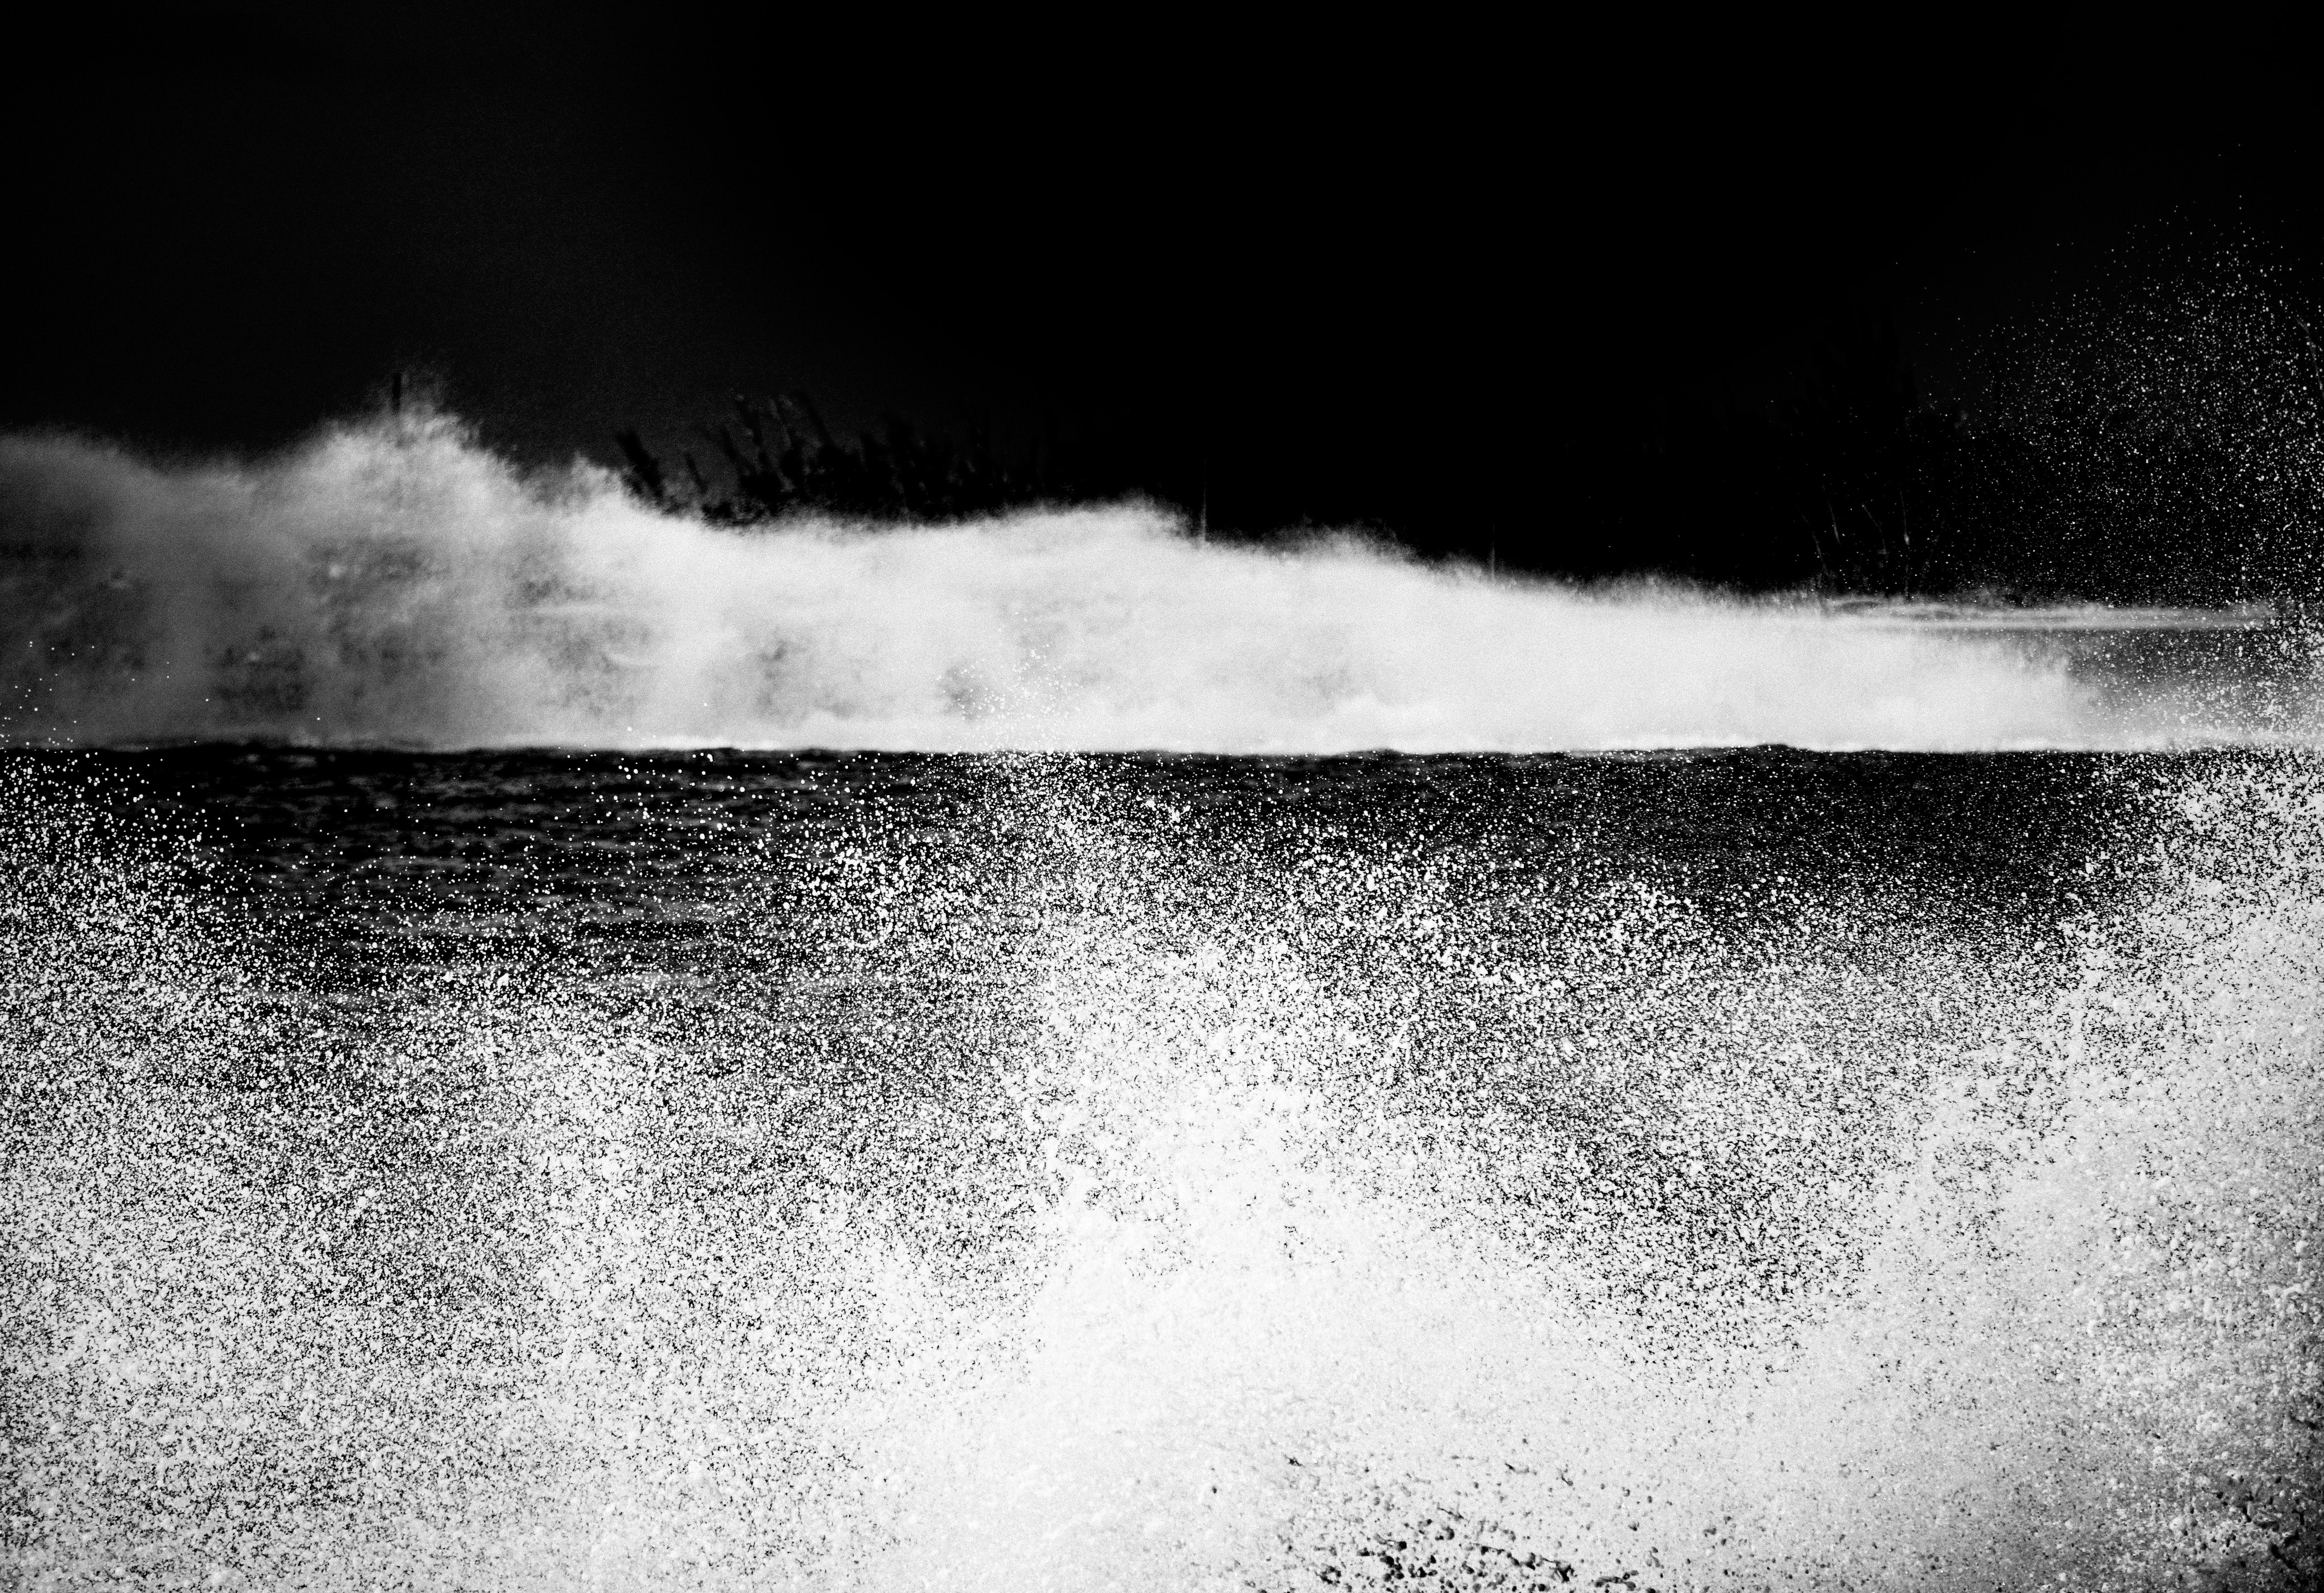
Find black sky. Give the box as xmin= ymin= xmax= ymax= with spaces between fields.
xmin=7 ymin=6 xmax=2319 ymax=552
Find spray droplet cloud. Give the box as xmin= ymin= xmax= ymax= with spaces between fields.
xmin=1 ymin=413 xmax=2312 ymax=751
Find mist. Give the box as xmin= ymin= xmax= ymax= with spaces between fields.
xmin=2 ymin=413 xmax=2311 ymax=753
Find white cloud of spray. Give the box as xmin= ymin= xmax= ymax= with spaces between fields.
xmin=4 ymin=412 xmax=2311 ymax=751
xmin=4 ymin=754 xmax=2319 ymax=1586
xmin=834 ymin=764 xmax=2324 ymax=1589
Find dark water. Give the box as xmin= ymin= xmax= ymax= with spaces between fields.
xmin=4 ymin=750 xmax=2320 ymax=1589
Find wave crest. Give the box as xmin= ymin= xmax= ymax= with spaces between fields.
xmin=0 ymin=414 xmax=2309 ymax=750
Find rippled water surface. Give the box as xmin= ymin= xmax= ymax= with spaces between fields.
xmin=4 ymin=750 xmax=2320 ymax=1589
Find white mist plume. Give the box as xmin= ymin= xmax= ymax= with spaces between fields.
xmin=0 ymin=412 xmax=2307 ymax=751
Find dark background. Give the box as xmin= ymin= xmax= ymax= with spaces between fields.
xmin=7 ymin=6 xmax=2320 ymax=592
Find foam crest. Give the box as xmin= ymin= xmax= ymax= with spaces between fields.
xmin=5 ymin=415 xmax=2309 ymax=751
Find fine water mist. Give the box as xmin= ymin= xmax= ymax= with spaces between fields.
xmin=6 ymin=413 xmax=2314 ymax=753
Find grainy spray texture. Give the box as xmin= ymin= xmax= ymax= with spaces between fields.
xmin=4 ymin=749 xmax=2318 ymax=1590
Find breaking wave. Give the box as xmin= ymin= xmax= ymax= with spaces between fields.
xmin=5 ymin=750 xmax=2320 ymax=1586
xmin=2 ymin=413 xmax=2315 ymax=751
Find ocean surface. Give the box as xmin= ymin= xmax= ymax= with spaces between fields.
xmin=4 ymin=746 xmax=2320 ymax=1590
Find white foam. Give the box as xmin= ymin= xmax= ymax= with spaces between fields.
xmin=2 ymin=413 xmax=2313 ymax=751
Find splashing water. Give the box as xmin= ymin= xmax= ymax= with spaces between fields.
xmin=3 ymin=748 xmax=2318 ymax=1588
xmin=847 ymin=762 xmax=2324 ymax=1589
xmin=4 ymin=414 xmax=2317 ymax=752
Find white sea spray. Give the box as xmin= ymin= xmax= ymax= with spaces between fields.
xmin=7 ymin=415 xmax=2311 ymax=754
